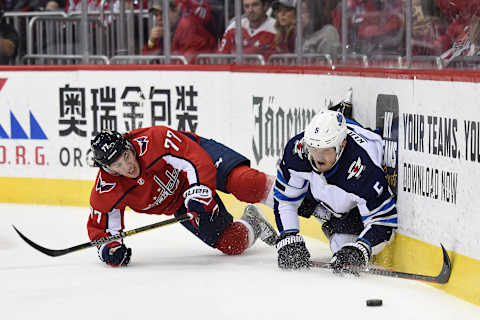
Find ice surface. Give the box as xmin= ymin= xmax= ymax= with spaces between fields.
xmin=1 ymin=203 xmax=479 ymax=320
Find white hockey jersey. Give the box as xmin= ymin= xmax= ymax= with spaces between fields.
xmin=274 ymin=120 xmax=397 ymax=253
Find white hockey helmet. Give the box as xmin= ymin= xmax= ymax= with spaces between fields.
xmin=304 ymin=110 xmax=348 ymax=159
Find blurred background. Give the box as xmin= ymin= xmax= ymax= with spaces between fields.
xmin=1 ymin=0 xmax=479 ymax=69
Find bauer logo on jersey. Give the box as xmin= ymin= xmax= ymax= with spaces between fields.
xmin=96 ymin=173 xmax=116 ymax=193
xmin=134 ymin=136 xmax=149 ymax=156
xmin=347 ymin=157 xmax=365 ymax=180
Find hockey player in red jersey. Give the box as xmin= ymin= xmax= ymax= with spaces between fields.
xmin=88 ymin=126 xmax=277 ymax=266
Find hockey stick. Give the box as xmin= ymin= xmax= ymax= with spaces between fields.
xmin=12 ymin=214 xmax=192 ymax=258
xmin=310 ymin=244 xmax=452 ymax=284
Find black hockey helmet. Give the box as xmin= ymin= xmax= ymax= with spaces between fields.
xmin=90 ymin=130 xmax=128 ymax=167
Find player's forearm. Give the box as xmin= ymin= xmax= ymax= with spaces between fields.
xmin=275 ymin=201 xmax=301 ymax=233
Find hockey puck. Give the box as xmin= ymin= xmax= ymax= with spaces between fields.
xmin=366 ymin=299 xmax=382 ymax=307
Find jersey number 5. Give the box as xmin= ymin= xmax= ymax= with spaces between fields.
xmin=164 ymin=130 xmax=182 ymax=151
xmin=373 ymin=181 xmax=384 ymax=196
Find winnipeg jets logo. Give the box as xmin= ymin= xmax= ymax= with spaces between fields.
xmin=293 ymin=139 xmax=307 ymax=160
xmin=134 ymin=136 xmax=149 ymax=156
xmin=96 ymin=173 xmax=116 ymax=193
xmin=347 ymin=157 xmax=365 ymax=180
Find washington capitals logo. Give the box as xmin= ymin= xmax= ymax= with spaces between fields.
xmin=134 ymin=136 xmax=149 ymax=156
xmin=347 ymin=157 xmax=365 ymax=180
xmin=96 ymin=173 xmax=116 ymax=193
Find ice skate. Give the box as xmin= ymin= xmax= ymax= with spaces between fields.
xmin=241 ymin=204 xmax=278 ymax=246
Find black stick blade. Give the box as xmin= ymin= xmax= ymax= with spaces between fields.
xmin=436 ymin=244 xmax=452 ymax=284
xmin=12 ymin=225 xmax=71 ymax=257
xmin=310 ymin=243 xmax=452 ymax=284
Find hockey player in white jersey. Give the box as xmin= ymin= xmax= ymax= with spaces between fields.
xmin=274 ymin=110 xmax=397 ymax=271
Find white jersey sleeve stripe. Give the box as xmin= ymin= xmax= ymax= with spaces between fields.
xmin=106 ymin=208 xmax=122 ymax=235
xmin=274 ymin=169 xmax=309 ymax=202
xmin=163 ymin=154 xmax=199 ymax=185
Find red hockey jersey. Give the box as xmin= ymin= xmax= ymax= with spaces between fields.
xmin=218 ymin=16 xmax=276 ymax=59
xmin=87 ymin=126 xmax=217 ymax=241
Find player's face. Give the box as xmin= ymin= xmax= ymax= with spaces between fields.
xmin=307 ymin=146 xmax=338 ymax=172
xmin=244 ymin=0 xmax=265 ymax=25
xmin=108 ymin=149 xmax=140 ymax=179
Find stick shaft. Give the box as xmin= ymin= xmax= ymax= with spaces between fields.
xmin=13 ymin=214 xmax=191 ymax=257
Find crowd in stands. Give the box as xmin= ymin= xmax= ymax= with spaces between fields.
xmin=0 ymin=0 xmax=480 ymax=67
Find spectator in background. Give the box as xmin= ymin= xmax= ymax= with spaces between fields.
xmin=441 ymin=15 xmax=480 ymax=65
xmin=64 ymin=0 xmax=112 ymax=12
xmin=63 ymin=0 xmax=148 ymax=13
xmin=410 ymin=0 xmax=447 ymax=55
xmin=301 ymin=0 xmax=340 ymax=56
xmin=0 ymin=3 xmax=19 ymax=64
xmin=45 ymin=1 xmax=63 ymax=10
xmin=272 ymin=0 xmax=297 ymax=53
xmin=204 ymin=0 xmax=231 ymax=41
xmin=177 ymin=0 xmax=218 ymax=42
xmin=218 ymin=0 xmax=276 ymax=59
xmin=3 ymin=0 xmax=64 ymax=11
xmin=142 ymin=0 xmax=216 ymax=63
xmin=331 ymin=0 xmax=404 ymax=55
xmin=431 ymin=0 xmax=480 ymax=54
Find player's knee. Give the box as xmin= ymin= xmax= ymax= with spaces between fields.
xmin=225 ymin=165 xmax=268 ymax=203
xmin=216 ymin=221 xmax=249 ymax=255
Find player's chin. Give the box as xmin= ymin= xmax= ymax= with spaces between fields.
xmin=126 ymin=167 xmax=140 ymax=179
xmin=315 ymin=162 xmax=331 ymax=172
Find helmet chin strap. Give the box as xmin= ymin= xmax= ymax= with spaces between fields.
xmin=308 ymin=154 xmax=322 ymax=173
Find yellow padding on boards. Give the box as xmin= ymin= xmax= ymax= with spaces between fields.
xmin=0 ymin=177 xmax=92 ymax=206
xmin=1 ymin=176 xmax=479 ymax=306
xmin=376 ymin=234 xmax=480 ymax=306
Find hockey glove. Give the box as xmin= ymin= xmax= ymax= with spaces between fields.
xmin=99 ymin=241 xmax=132 ymax=267
xmin=276 ymin=232 xmax=311 ymax=269
xmin=183 ymin=184 xmax=219 ymax=228
xmin=330 ymin=241 xmax=370 ymax=274
xmin=328 ymin=100 xmax=352 ymax=119
xmin=297 ymin=189 xmax=319 ymax=218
